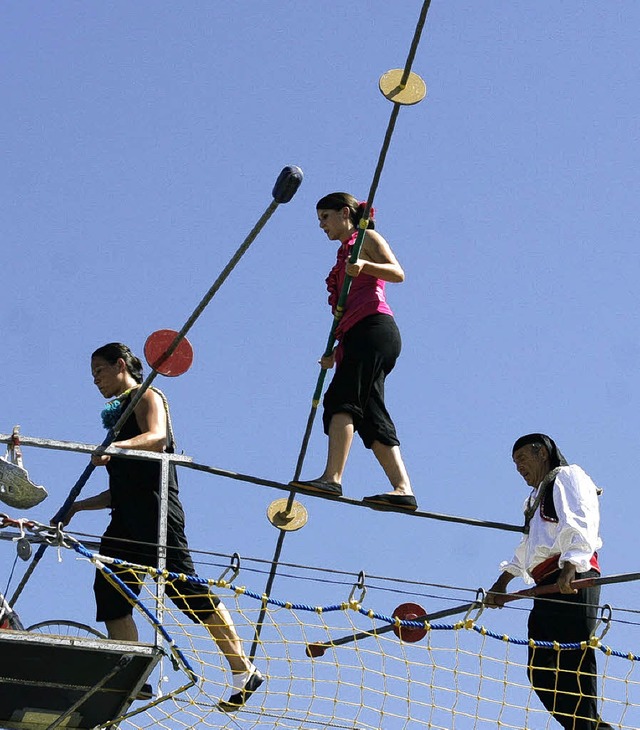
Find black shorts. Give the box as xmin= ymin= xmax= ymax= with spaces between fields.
xmin=323 ymin=313 xmax=401 ymax=449
xmin=94 ymin=518 xmax=220 ymax=624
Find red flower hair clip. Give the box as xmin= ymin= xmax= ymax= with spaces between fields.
xmin=358 ymin=201 xmax=375 ymax=220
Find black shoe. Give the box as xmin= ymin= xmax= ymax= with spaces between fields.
xmin=290 ymin=478 xmax=343 ymax=497
xmin=135 ymin=682 xmax=153 ymax=701
xmin=362 ymin=493 xmax=418 ymax=512
xmin=218 ymin=668 xmax=264 ymax=712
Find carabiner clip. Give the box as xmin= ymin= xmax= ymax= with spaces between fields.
xmin=464 ymin=588 xmax=486 ymax=624
xmin=217 ymin=552 xmax=241 ymax=587
xmin=348 ymin=570 xmax=367 ymax=606
xmin=594 ymin=603 xmax=613 ymax=642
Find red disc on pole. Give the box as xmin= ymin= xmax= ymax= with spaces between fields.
xmin=391 ymin=602 xmax=428 ymax=643
xmin=305 ymin=643 xmax=326 ymax=658
xmin=144 ymin=329 xmax=194 ymax=377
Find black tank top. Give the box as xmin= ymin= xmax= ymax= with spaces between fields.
xmin=106 ymin=390 xmax=185 ymax=538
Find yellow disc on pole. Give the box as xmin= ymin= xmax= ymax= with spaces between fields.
xmin=379 ymin=69 xmax=426 ymax=105
xmin=267 ymin=498 xmax=308 ymax=531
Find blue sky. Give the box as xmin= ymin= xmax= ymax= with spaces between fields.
xmin=2 ymin=1 xmax=640 ymax=724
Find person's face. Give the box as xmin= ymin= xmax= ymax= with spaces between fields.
xmin=91 ymin=356 xmax=126 ymax=398
xmin=513 ymin=444 xmax=551 ymax=488
xmin=317 ymin=207 xmax=352 ymax=241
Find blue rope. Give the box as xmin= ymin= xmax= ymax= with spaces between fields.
xmin=71 ymin=540 xmax=640 ymax=660
xmin=72 ymin=542 xmax=197 ymax=680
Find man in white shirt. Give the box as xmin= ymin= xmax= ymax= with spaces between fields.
xmin=486 ymin=433 xmax=612 ymax=730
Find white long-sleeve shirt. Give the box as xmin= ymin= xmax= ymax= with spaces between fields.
xmin=500 ymin=464 xmax=603 ymax=585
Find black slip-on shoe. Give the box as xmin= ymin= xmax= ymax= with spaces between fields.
xmin=218 ymin=669 xmax=264 ymax=713
xmin=362 ymin=493 xmax=418 ymax=512
xmin=289 ymin=478 xmax=343 ymax=497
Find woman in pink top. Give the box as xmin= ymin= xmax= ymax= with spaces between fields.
xmin=292 ymin=192 xmax=417 ymax=512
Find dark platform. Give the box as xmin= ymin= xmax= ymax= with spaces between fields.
xmin=0 ymin=629 xmax=162 ymax=729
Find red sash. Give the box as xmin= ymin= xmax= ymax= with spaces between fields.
xmin=531 ymin=552 xmax=600 ymax=584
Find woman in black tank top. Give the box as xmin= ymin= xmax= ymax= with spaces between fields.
xmin=60 ymin=342 xmax=263 ymax=711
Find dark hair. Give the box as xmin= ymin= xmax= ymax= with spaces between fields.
xmin=91 ymin=342 xmax=144 ymax=384
xmin=316 ymin=192 xmax=375 ymax=230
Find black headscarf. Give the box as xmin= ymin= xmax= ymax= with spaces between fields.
xmin=512 ymin=433 xmax=568 ymax=469
xmin=514 ymin=433 xmax=570 ymax=530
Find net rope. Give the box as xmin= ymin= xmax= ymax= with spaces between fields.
xmin=2 ymin=515 xmax=638 ymax=730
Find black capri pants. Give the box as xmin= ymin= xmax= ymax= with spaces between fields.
xmin=94 ymin=517 xmax=220 ymax=625
xmin=323 ymin=313 xmax=401 ymax=449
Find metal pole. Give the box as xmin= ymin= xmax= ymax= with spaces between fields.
xmin=155 ymin=454 xmax=171 ymax=650
xmin=306 ymin=600 xmax=477 ymax=657
xmin=10 ymin=165 xmax=302 ymax=607
xmin=249 ymin=0 xmax=433 ymax=659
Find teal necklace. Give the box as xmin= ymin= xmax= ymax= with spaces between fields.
xmin=100 ymin=388 xmax=134 ymax=430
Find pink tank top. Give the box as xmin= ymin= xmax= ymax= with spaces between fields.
xmin=326 ymin=231 xmax=394 ymax=340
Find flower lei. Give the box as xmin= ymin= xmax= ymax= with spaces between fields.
xmin=100 ymin=389 xmax=133 ymax=430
